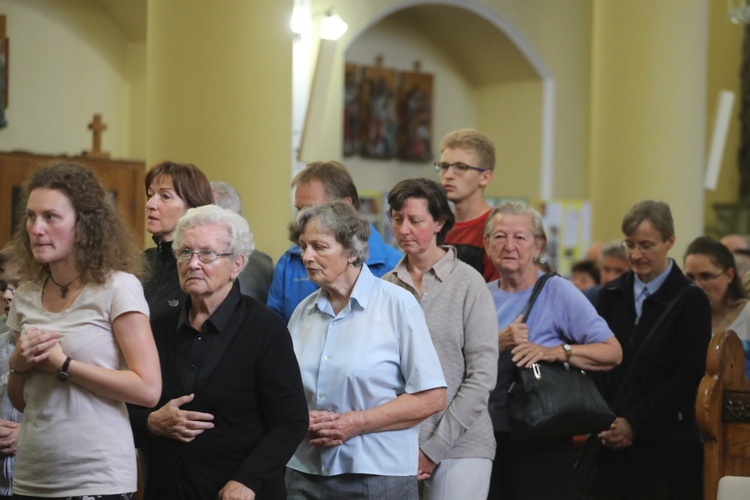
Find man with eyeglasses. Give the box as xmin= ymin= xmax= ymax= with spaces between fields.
xmin=435 ymin=129 xmax=499 ymax=282
xmin=591 ymin=200 xmax=711 ymax=499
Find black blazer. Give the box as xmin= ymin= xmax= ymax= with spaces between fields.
xmin=596 ymin=262 xmax=711 ymax=443
xmin=130 ymin=284 xmax=309 ymax=499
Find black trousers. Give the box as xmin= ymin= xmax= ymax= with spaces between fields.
xmin=593 ymin=440 xmax=702 ymax=500
xmin=488 ymin=432 xmax=576 ymax=500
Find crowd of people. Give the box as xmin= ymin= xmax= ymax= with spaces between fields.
xmin=0 ymin=127 xmax=746 ymax=499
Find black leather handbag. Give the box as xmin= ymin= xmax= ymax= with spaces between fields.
xmin=507 ymin=273 xmax=615 ymax=440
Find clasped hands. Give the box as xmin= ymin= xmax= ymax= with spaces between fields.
xmin=598 ymin=417 xmax=634 ymax=449
xmin=500 ymin=315 xmax=560 ymax=367
xmin=307 ymin=410 xmax=362 ymax=448
xmin=0 ymin=420 xmax=19 ymax=456
xmin=10 ymin=327 xmax=66 ymax=375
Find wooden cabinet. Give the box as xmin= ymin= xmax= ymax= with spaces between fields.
xmin=0 ymin=152 xmax=145 ymax=249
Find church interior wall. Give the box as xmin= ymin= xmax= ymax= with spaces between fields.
xmin=0 ymin=0 xmax=137 ymax=159
xmin=0 ymin=0 xmax=745 ymax=257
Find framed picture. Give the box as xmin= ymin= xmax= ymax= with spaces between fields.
xmin=343 ymin=63 xmax=360 ymax=157
xmin=0 ymin=15 xmax=8 ymax=128
xmin=398 ymin=71 xmax=433 ymax=162
xmin=359 ymin=65 xmax=399 ymax=158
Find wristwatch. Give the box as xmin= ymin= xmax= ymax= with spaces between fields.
xmin=562 ymin=343 xmax=573 ymax=362
xmin=57 ymin=356 xmax=72 ymax=382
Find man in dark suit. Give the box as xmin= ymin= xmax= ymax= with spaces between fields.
xmin=594 ymin=200 xmax=711 ymax=499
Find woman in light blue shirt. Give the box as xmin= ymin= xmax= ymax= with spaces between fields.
xmin=285 ymin=201 xmax=447 ymax=500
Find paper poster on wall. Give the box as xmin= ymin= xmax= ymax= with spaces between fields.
xmin=485 ymin=196 xmax=528 ymax=208
xmin=359 ymin=190 xmax=385 ymax=236
xmin=540 ymin=200 xmax=591 ymax=277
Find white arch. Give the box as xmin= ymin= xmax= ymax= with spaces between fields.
xmin=349 ymin=0 xmax=556 ymax=199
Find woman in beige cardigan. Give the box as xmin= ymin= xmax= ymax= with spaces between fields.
xmin=384 ymin=178 xmax=499 ymax=500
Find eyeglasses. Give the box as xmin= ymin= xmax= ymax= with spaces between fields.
xmin=621 ymin=240 xmax=659 ymax=253
xmin=0 ymin=284 xmax=16 ymax=294
xmin=434 ymin=162 xmax=488 ymax=176
xmin=685 ymin=271 xmax=726 ymax=284
xmin=174 ymin=248 xmax=234 ymax=264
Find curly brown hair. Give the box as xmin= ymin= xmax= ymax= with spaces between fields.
xmin=9 ymin=161 xmax=146 ymax=284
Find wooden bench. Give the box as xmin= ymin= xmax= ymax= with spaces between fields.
xmin=696 ymin=329 xmax=750 ymax=500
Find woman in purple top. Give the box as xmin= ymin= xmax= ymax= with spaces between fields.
xmin=484 ymin=201 xmax=622 ymax=500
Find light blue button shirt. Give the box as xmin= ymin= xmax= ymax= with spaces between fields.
xmin=286 ymin=264 xmax=446 ymax=477
xmin=634 ymin=260 xmax=673 ymax=318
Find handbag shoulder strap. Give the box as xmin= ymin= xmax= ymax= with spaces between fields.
xmin=612 ymin=283 xmax=695 ymax=407
xmin=521 ymin=272 xmax=558 ymax=324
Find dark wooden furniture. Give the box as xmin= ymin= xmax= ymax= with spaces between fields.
xmin=0 ymin=151 xmax=145 ymax=249
xmin=696 ymin=329 xmax=750 ymax=500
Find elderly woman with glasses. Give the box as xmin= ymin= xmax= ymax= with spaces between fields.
xmin=684 ymin=236 xmax=750 ymax=378
xmin=483 ymin=201 xmax=621 ymax=500
xmin=284 ymin=200 xmax=447 ymax=500
xmin=129 ymin=205 xmax=309 ymax=500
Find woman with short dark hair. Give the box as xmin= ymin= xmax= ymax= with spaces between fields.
xmin=142 ymin=161 xmax=213 ymax=322
xmin=383 ymin=178 xmax=498 ymax=499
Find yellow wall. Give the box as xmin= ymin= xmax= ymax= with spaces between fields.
xmin=705 ymin=0 xmax=745 ymax=234
xmin=146 ymin=0 xmax=294 ymax=258
xmin=475 ymin=80 xmax=542 ymax=202
xmin=589 ymin=0 xmax=709 ymax=256
xmin=0 ymin=0 xmax=140 ymax=159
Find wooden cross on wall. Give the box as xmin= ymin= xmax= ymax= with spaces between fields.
xmin=84 ymin=114 xmax=110 ymax=159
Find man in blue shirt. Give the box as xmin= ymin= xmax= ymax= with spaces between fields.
xmin=267 ymin=161 xmax=402 ymax=322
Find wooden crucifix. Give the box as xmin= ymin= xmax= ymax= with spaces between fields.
xmin=84 ymin=114 xmax=110 ymax=159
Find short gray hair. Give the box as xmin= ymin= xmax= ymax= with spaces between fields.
xmin=600 ymin=241 xmax=628 ymax=263
xmin=621 ymin=200 xmax=674 ymax=240
xmin=211 ymin=181 xmax=242 ymax=214
xmin=172 ymin=205 xmax=255 ymax=269
xmin=484 ymin=201 xmax=547 ymax=254
xmin=288 ymin=200 xmax=370 ymax=266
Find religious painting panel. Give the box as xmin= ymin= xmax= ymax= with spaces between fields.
xmin=398 ymin=71 xmax=433 ymax=162
xmin=0 ymin=15 xmax=8 ymax=128
xmin=343 ymin=63 xmax=361 ymax=157
xmin=359 ymin=65 xmax=398 ymax=158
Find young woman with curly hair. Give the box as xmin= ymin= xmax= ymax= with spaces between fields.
xmin=5 ymin=161 xmax=161 ymax=499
